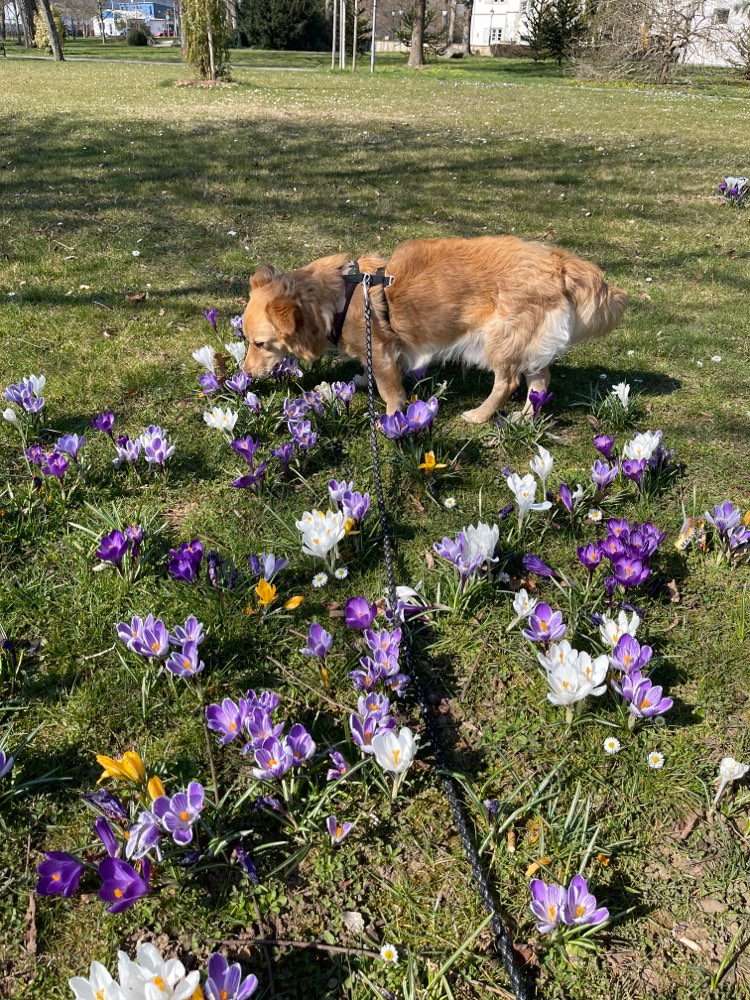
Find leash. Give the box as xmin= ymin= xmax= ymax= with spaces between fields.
xmin=360 ymin=273 xmax=534 ymax=1000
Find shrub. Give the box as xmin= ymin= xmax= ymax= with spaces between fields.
xmin=33 ymin=4 xmax=65 ymax=53
xmin=126 ymin=23 xmax=152 ymax=45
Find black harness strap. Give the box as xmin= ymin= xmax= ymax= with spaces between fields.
xmin=328 ymin=260 xmax=393 ymax=347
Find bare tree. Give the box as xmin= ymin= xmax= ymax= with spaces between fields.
xmin=18 ymin=0 xmax=38 ymax=45
xmin=406 ymin=0 xmax=425 ymax=64
xmin=57 ymin=0 xmax=108 ymax=39
xmin=461 ymin=0 xmax=472 ymax=54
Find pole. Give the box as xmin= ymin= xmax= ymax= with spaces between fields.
xmin=331 ymin=0 xmax=337 ymax=68
xmin=339 ymin=0 xmax=345 ymax=68
xmin=351 ymin=1 xmax=357 ymax=70
xmin=370 ymin=0 xmax=377 ymax=73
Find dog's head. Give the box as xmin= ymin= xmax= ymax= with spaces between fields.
xmin=241 ymin=265 xmax=327 ymax=376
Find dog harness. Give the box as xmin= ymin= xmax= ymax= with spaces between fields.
xmin=328 ymin=260 xmax=394 ymax=347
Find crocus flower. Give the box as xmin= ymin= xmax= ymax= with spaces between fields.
xmin=508 ymin=472 xmax=553 ymax=528
xmin=246 ymin=689 xmax=280 ymax=714
xmin=94 ymin=817 xmax=119 ymax=858
xmin=225 ymin=371 xmax=251 ymax=394
xmin=296 ymin=509 xmax=346 ymax=562
xmin=170 ymin=615 xmax=205 ymax=646
xmin=522 ymin=553 xmax=558 ymax=579
xmin=96 ymin=750 xmax=146 ymax=784
xmin=168 ymin=539 xmax=204 ymax=583
xmin=350 ymin=712 xmax=383 ymax=754
xmin=130 ymin=615 xmax=170 ymax=659
xmin=206 ymin=698 xmax=248 ymax=744
xmin=98 ymin=857 xmax=150 ymax=913
xmin=96 ymin=529 xmax=129 ymax=568
xmin=204 ymin=406 xmax=238 ymax=433
xmin=272 ymin=441 xmax=294 ymax=470
xmin=138 ymin=425 xmax=175 ymax=468
xmin=124 ymin=524 xmax=143 ymax=563
xmin=705 ymin=501 xmax=741 ymax=540
xmin=621 ymin=458 xmax=646 ymax=487
xmin=68 ymin=961 xmax=122 ymax=1000
xmin=371 ymin=726 xmax=418 ymax=774
xmin=252 ymin=737 xmax=294 ymax=779
xmin=3 ymin=407 xmax=18 ymax=424
xmin=599 ymin=610 xmax=641 ymax=647
xmin=286 ymin=723 xmax=316 ymax=764
xmin=405 ymin=396 xmax=438 ymax=432
xmin=113 ymin=436 xmax=141 ymax=467
xmin=591 ymin=459 xmax=618 ymax=490
xmin=529 ymin=879 xmax=566 ymax=934
xmin=528 ymin=389 xmax=553 ymax=414
xmin=365 ymin=627 xmax=401 ymax=657
xmin=91 ymin=411 xmax=115 ymax=435
xmin=610 ymin=381 xmax=630 ymax=410
xmin=614 ymin=672 xmax=673 ymax=720
xmin=327 ymin=815 xmax=353 ymax=845
xmin=152 ymin=782 xmax=205 ymax=845
xmin=713 ymin=756 xmax=750 ymax=809
xmin=512 ymin=588 xmax=538 ymax=619
xmin=378 ymin=410 xmax=410 ymax=440
xmin=433 ymin=533 xmax=483 ymax=582
xmin=203 ymin=309 xmax=218 ymax=330
xmin=462 ymin=522 xmax=500 ymax=566
xmin=285 ymin=398 xmax=309 ymax=422
xmin=622 ymin=430 xmax=662 ymax=463
xmin=199 ymin=372 xmax=220 ymax=394
xmin=203 ymin=953 xmax=258 ymax=1000
xmin=243 ymin=391 xmax=261 ymax=413
xmin=326 ymin=750 xmax=349 ymax=781
xmin=119 ymin=943 xmax=198 ymax=997
xmin=249 ymin=552 xmax=288 ymax=581
xmin=57 ymin=433 xmax=85 ymax=462
xmin=609 ymin=634 xmax=652 ymax=674
xmin=81 ymin=788 xmax=129 ymax=823
xmin=342 ymin=490 xmax=371 ymax=524
xmin=522 ymin=603 xmax=566 ymax=644
xmin=612 ymin=555 xmax=650 ymax=587
xmin=165 ymin=640 xmax=204 ymax=678
xmin=563 ymin=875 xmax=609 ymax=927
xmin=528 ymin=446 xmax=554 ymax=493
xmin=36 ymin=851 xmax=84 ymax=897
xmin=289 ymin=419 xmax=317 ymax=450
xmin=545 ymin=649 xmax=609 ymax=706
xmin=0 ymin=750 xmax=14 ymax=779
xmin=593 ymin=434 xmax=616 ymax=460
xmin=577 ymin=542 xmax=603 ymax=574
xmin=226 ymin=341 xmax=246 ymax=366
xmin=232 ymin=461 xmax=270 ymax=489
xmin=40 ymin=451 xmax=68 ymax=480
xmin=272 ymin=356 xmax=303 ymax=380
xmin=125 ymin=810 xmax=162 ymax=861
xmin=300 ymin=622 xmax=332 ymax=659
xmin=344 ymin=596 xmax=378 ymax=630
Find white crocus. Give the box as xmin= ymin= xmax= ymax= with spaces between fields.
xmin=3 ymin=407 xmax=18 ymax=424
xmin=713 ymin=756 xmax=750 ymax=809
xmin=315 ymin=381 xmax=336 ymax=403
xmin=537 ymin=640 xmax=573 ymax=673
xmin=571 ymin=484 xmax=585 ymax=507
xmin=610 ymin=381 xmax=631 ymax=410
xmin=462 ymin=521 xmax=500 ymax=565
xmin=512 ymin=588 xmax=537 ymax=620
xmin=507 ymin=472 xmax=552 ymax=528
xmin=68 ymin=962 xmax=124 ymax=1000
xmin=28 ymin=374 xmax=46 ymax=394
xmin=203 ymin=406 xmax=238 ymax=433
xmin=225 ymin=341 xmax=246 ymax=366
xmin=295 ymin=509 xmax=347 ymax=563
xmin=545 ymin=649 xmax=608 ymax=715
xmin=599 ymin=610 xmax=641 ymax=648
xmin=118 ymin=944 xmax=200 ymax=999
xmin=622 ymin=430 xmax=662 ymax=463
xmin=192 ymin=344 xmax=216 ymax=373
xmin=371 ymin=726 xmax=419 ymax=774
xmin=529 ymin=445 xmax=554 ymax=493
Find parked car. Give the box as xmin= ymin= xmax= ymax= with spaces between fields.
xmin=155 ymin=27 xmax=175 ymax=37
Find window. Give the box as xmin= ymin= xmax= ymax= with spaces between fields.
xmin=714 ymin=8 xmax=729 ymax=23
xmin=520 ymin=0 xmax=528 ymax=10
xmin=490 ymin=25 xmax=502 ymax=41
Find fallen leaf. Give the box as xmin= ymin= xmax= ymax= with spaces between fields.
xmin=410 ymin=495 xmax=426 ymax=514
xmin=665 ymin=579 xmax=681 ymax=604
xmin=698 ymin=898 xmax=726 ymax=915
xmin=125 ymin=292 xmax=147 ymax=302
xmin=424 ymin=549 xmax=435 ymax=570
xmin=24 ymin=894 xmax=37 ymax=955
xmin=670 ymin=811 xmax=701 ymax=841
xmin=586 ymin=414 xmax=600 ymax=429
xmin=342 ymin=910 xmax=365 ymax=935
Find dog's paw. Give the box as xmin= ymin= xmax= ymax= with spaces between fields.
xmin=462 ymin=407 xmax=490 ymax=424
xmin=510 ymin=409 xmax=530 ymax=425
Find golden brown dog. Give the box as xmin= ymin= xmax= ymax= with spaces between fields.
xmin=241 ymin=236 xmax=627 ymax=422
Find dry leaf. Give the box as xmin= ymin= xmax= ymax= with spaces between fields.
xmin=24 ymin=894 xmax=37 ymax=955
xmin=665 ymin=579 xmax=681 ymax=604
xmin=670 ymin=811 xmax=701 ymax=841
xmin=125 ymin=292 xmax=147 ymax=302
xmin=698 ymin=898 xmax=726 ymax=915
xmin=507 ymin=830 xmax=516 ymax=854
xmin=342 ymin=911 xmax=365 ymax=935
xmin=424 ymin=549 xmax=435 ymax=570
xmin=586 ymin=414 xmax=600 ymax=429
xmin=410 ymin=495 xmax=426 ymax=514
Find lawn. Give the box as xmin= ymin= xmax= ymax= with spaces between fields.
xmin=1 ymin=50 xmax=750 ymax=1000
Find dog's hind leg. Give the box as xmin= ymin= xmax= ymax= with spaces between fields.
xmin=462 ymin=364 xmax=519 ymax=424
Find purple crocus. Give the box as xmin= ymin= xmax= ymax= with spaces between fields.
xmin=252 ymin=737 xmax=294 ymax=779
xmin=342 ymin=490 xmax=371 ymax=524
xmin=334 ymin=380 xmax=356 ymax=404
xmin=0 ymin=750 xmax=14 ymax=779
xmin=125 ymin=524 xmax=143 ymax=562
xmin=243 ymin=391 xmax=261 ymax=414
xmin=405 ymin=396 xmax=438 ymax=433
xmin=249 ymin=552 xmax=288 ymax=581
xmin=621 ymin=458 xmax=646 ymax=487
xmin=272 ymin=356 xmax=303 ymax=380
xmin=206 ymin=698 xmax=248 ymax=744
xmin=302 ymin=390 xmax=324 ymax=415
xmin=327 ymin=815 xmax=353 ymax=845
xmin=365 ymin=627 xmax=401 ymax=657
xmin=349 ymin=712 xmax=381 ymax=753
xmin=300 ymin=622 xmax=332 ymax=659
xmin=113 ymin=436 xmax=141 ymax=467
xmin=593 ymin=434 xmax=616 ymax=460
xmin=577 ymin=542 xmax=603 ymax=574
xmin=529 ymin=879 xmax=567 ymax=934
xmin=378 ymin=410 xmax=410 ymax=440
xmin=563 ymin=875 xmax=609 ymax=927
xmin=559 ymin=483 xmax=574 ymax=514
xmin=528 ymin=389 xmax=553 ymax=415
xmin=272 ymin=441 xmax=294 ymax=470
xmin=204 ymin=308 xmax=218 ymax=329
xmin=614 ymin=672 xmax=673 ymax=720
xmin=225 ymin=372 xmax=251 ymax=394
xmin=91 ymin=410 xmax=115 ymax=437
xmin=246 ymin=689 xmax=280 ymax=714
xmin=284 ymin=398 xmax=309 ymax=422
xmin=139 ymin=425 xmax=175 ymax=468
xmin=165 ymin=640 xmax=205 ymax=679
xmin=98 ymin=857 xmax=150 ymax=913
xmin=591 ymin=459 xmax=618 ymax=490
xmin=232 ymin=436 xmax=259 ymax=465
xmin=94 ymin=817 xmax=119 ymax=858
xmin=232 ymin=461 xmax=270 ymax=489
xmin=286 ymin=724 xmax=316 ymax=765
xmin=129 ymin=615 xmax=170 ymax=659
xmin=168 ymin=539 xmax=204 ymax=583
xmin=433 ymin=533 xmax=484 ymax=582
xmin=204 ymin=953 xmax=259 ymax=1000
xmin=357 ymin=692 xmax=391 ymax=719
xmin=199 ymin=372 xmax=220 ymax=394
xmin=329 ymin=478 xmax=355 ymax=509
xmin=243 ymin=709 xmax=284 ymax=750
xmin=522 ymin=553 xmax=558 ymax=579
xmin=612 ymin=555 xmax=650 ymax=588
xmin=36 ymin=851 xmax=84 ymax=898
xmin=40 ymin=451 xmax=68 ymax=480
xmin=152 ymin=782 xmax=205 ymax=845
xmin=326 ymin=750 xmax=349 ymax=781
xmin=345 ymin=596 xmax=378 ymax=630
xmin=171 ymin=615 xmax=205 ymax=646
xmin=234 ymin=843 xmax=260 ymax=885
xmin=96 ymin=529 xmax=129 ymax=568
xmin=522 ymin=603 xmax=566 ymax=644
xmin=57 ymin=433 xmax=85 ymax=462
xmin=125 ymin=811 xmax=162 ymax=861
xmin=289 ymin=420 xmax=317 ymax=451
xmin=610 ymin=634 xmax=652 ymax=674
xmin=82 ymin=788 xmax=128 ymax=823
xmin=705 ymin=501 xmax=741 ymax=540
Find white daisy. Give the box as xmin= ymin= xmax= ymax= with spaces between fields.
xmin=334 ymin=567 xmax=348 ymax=580
xmin=379 ymin=943 xmax=399 ymax=964
xmin=443 ymin=497 xmax=457 ymax=509
xmin=312 ymin=572 xmax=328 ymax=588
xmin=132 ymin=250 xmax=141 ymax=257
xmin=647 ymin=751 xmax=664 ymax=770
xmin=603 ymin=737 xmax=621 ymax=755
xmin=588 ymin=507 xmax=603 ymax=523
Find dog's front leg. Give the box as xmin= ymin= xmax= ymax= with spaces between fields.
xmin=463 ymin=366 xmax=519 ymax=424
xmin=372 ymin=348 xmax=406 ymax=414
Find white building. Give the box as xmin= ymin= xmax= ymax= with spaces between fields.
xmin=682 ymin=0 xmax=749 ymax=67
xmin=470 ymin=0 xmax=528 ymax=49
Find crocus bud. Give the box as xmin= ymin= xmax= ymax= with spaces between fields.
xmin=3 ymin=407 xmax=18 ymax=424
xmin=147 ymin=776 xmax=166 ymax=800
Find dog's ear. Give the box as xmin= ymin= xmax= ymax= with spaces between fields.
xmin=266 ymin=296 xmax=303 ymax=338
xmin=250 ymin=265 xmax=280 ymax=291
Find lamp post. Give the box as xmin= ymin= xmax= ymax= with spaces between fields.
xmin=488 ymin=6 xmax=494 ymax=47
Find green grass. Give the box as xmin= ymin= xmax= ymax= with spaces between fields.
xmin=1 ymin=52 xmax=750 ymax=1000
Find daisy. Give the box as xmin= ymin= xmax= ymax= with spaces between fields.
xmin=647 ymin=751 xmax=664 ymax=770
xmin=312 ymin=572 xmax=328 ymax=588
xmin=443 ymin=497 xmax=457 ymax=509
xmin=379 ymin=943 xmax=399 ymax=964
xmin=334 ymin=567 xmax=348 ymax=580
xmin=588 ymin=508 xmax=603 ymax=523
xmin=603 ymin=737 xmax=621 ymax=755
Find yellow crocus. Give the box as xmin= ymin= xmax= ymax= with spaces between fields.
xmin=191 ymin=988 xmax=205 ymax=1000
xmin=743 ymin=510 xmax=750 ymax=527
xmin=284 ymin=595 xmax=304 ymax=610
xmin=344 ymin=517 xmax=357 ymax=536
xmin=417 ymin=451 xmax=447 ymax=477
xmin=96 ymin=750 xmax=146 ymax=784
xmin=255 ymin=579 xmax=277 ymax=606
xmin=147 ymin=776 xmax=166 ymax=800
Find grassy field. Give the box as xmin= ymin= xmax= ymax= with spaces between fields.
xmin=1 ymin=51 xmax=750 ymax=1000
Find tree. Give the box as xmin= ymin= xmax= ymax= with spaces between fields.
xmin=543 ymin=0 xmax=584 ymax=64
xmin=396 ymin=2 xmax=447 ymax=54
xmin=239 ymin=0 xmax=328 ymax=50
xmin=182 ymin=0 xmax=229 ymax=78
xmin=406 ymin=0 xmax=425 ymax=65
xmin=17 ymin=0 xmax=39 ymax=46
xmin=461 ymin=0 xmax=472 ymax=54
xmin=34 ymin=0 xmax=65 ymax=57
xmin=521 ymin=0 xmax=554 ymax=59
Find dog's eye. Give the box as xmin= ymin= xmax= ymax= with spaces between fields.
xmin=253 ymin=342 xmax=267 ymax=349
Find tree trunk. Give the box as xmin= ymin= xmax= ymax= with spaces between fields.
xmin=461 ymin=0 xmax=472 ymax=55
xmin=447 ymin=0 xmax=455 ymax=44
xmin=407 ymin=0 xmax=424 ymax=66
xmin=37 ymin=0 xmax=64 ymax=58
xmin=18 ymin=0 xmax=36 ymax=46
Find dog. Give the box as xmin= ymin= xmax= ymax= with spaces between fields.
xmin=241 ymin=236 xmax=627 ymax=422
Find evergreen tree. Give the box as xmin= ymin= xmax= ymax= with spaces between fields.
xmin=544 ymin=0 xmax=584 ymax=65
xmin=521 ymin=0 xmax=554 ymax=60
xmin=239 ymin=0 xmax=328 ymax=52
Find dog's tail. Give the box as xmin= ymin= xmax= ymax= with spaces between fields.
xmin=561 ymin=255 xmax=628 ymax=344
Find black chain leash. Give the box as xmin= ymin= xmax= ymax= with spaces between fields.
xmin=360 ymin=275 xmax=533 ymax=1000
